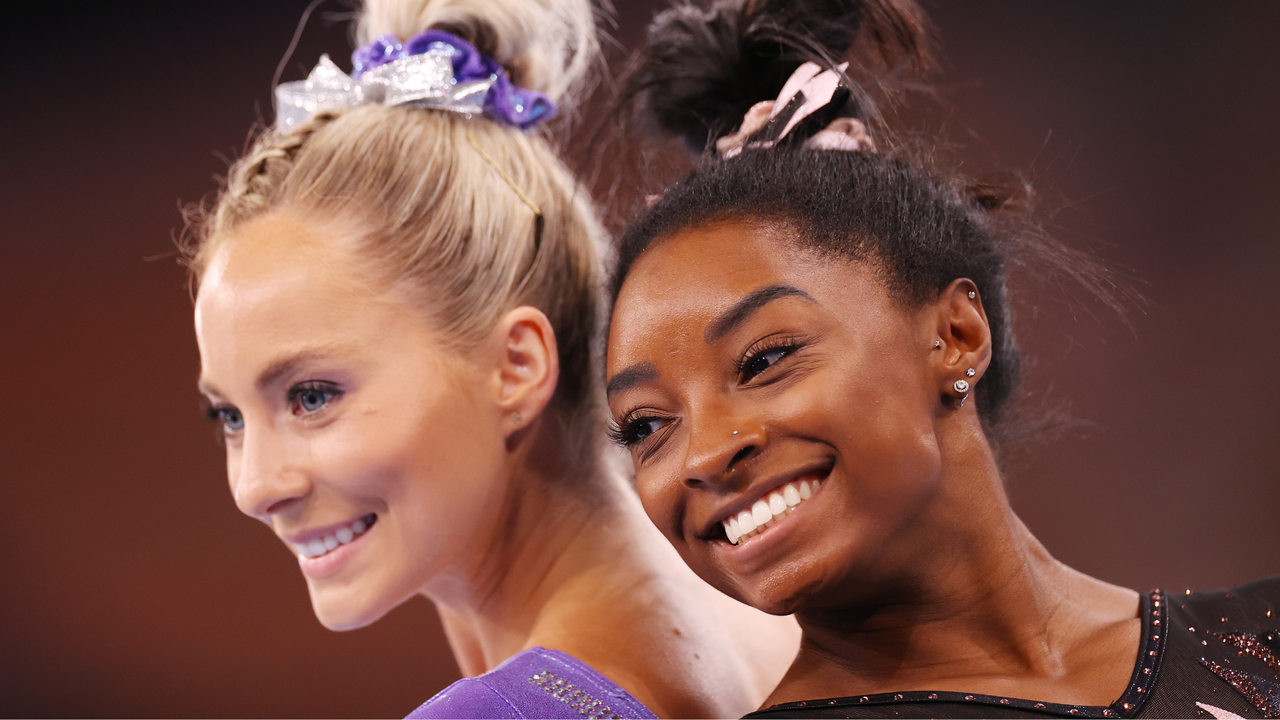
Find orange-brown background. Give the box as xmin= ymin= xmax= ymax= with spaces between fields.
xmin=2 ymin=1 xmax=1277 ymax=717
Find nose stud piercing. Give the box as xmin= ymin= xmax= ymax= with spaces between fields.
xmin=934 ymin=340 xmax=942 ymax=349
xmin=732 ymin=430 xmax=739 ymax=436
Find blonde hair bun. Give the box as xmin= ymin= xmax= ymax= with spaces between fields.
xmin=358 ymin=0 xmax=599 ymax=105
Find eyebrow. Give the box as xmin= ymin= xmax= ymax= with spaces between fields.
xmin=254 ymin=348 xmax=344 ymax=390
xmin=704 ymin=284 xmax=818 ymax=344
xmin=605 ymin=361 xmax=659 ymax=399
xmin=196 ymin=346 xmax=346 ymax=398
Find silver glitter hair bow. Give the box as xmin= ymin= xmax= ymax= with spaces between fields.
xmin=275 ymin=51 xmax=489 ymax=131
xmin=274 ymin=30 xmax=556 ymax=131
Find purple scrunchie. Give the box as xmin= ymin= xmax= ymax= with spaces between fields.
xmin=351 ymin=29 xmax=556 ymax=130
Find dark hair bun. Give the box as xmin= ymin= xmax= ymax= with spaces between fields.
xmin=629 ymin=0 xmax=929 ymax=153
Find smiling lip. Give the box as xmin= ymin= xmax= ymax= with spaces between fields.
xmin=283 ymin=513 xmax=377 ymax=559
xmin=290 ymin=514 xmax=377 ymax=580
xmin=703 ymin=461 xmax=833 ymax=543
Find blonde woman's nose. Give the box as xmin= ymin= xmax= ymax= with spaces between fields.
xmin=230 ymin=428 xmax=311 ymax=519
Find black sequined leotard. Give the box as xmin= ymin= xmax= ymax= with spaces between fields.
xmin=746 ymin=575 xmax=1280 ymax=719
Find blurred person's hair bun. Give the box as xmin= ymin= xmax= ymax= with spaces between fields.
xmin=630 ymin=0 xmax=929 ymax=153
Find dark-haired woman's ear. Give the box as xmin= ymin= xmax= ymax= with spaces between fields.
xmin=931 ymin=279 xmax=992 ymax=408
xmin=488 ymin=306 xmax=560 ymax=440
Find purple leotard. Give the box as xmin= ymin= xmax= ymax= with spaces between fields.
xmin=405 ymin=647 xmax=658 ymax=719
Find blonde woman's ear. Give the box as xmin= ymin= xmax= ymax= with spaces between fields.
xmin=490 ymin=306 xmax=560 ymax=435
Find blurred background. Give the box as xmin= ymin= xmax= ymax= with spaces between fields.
xmin=2 ymin=0 xmax=1278 ymax=716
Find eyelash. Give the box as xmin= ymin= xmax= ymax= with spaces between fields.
xmin=204 ymin=403 xmax=243 ymax=440
xmin=734 ymin=335 xmax=806 ymax=382
xmin=201 ymin=381 xmax=344 ymax=440
xmin=607 ymin=411 xmax=672 ymax=450
xmin=287 ymin=381 xmax=343 ymax=416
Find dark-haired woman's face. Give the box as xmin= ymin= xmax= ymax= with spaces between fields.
xmin=607 ymin=221 xmax=950 ymax=615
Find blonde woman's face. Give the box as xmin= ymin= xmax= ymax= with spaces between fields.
xmin=194 ymin=213 xmax=509 ymax=630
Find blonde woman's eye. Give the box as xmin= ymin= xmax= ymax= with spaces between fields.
xmin=205 ymin=405 xmax=244 ymax=435
xmin=288 ymin=382 xmax=342 ymax=415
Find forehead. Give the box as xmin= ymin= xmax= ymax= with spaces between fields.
xmin=610 ymin=221 xmax=819 ymax=344
xmin=194 ymin=212 xmax=421 ymax=378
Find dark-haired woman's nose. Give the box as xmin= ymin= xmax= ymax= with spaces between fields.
xmin=681 ymin=410 xmax=767 ymax=489
xmin=230 ymin=426 xmax=311 ymax=521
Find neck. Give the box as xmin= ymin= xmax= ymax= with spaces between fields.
xmin=775 ymin=415 xmax=1138 ymax=704
xmin=422 ymin=434 xmax=621 ymax=674
xmin=421 ymin=423 xmax=802 ymax=717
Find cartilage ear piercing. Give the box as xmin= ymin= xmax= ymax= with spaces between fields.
xmin=966 ymin=368 xmax=976 ymax=377
xmin=968 ymin=291 xmax=976 ymax=299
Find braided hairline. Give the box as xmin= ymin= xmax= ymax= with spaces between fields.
xmin=183 ymin=112 xmax=341 ymax=279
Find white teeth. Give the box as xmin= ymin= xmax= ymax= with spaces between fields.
xmin=722 ymin=476 xmax=826 ymax=545
xmin=783 ymin=484 xmax=802 ymax=507
xmin=768 ymin=492 xmax=786 ymax=515
xmin=724 ymin=519 xmax=739 ymax=544
xmin=751 ymin=500 xmax=771 ymax=526
xmin=295 ymin=514 xmax=375 ymax=559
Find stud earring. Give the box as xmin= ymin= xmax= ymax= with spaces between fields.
xmin=512 ymin=411 xmax=523 ymax=427
xmin=953 ymin=378 xmax=970 ymax=407
xmin=934 ymin=340 xmax=942 ymax=349
xmin=732 ymin=430 xmax=739 ymax=436
xmin=966 ymin=368 xmax=976 ymax=377
xmin=968 ymin=291 xmax=976 ymax=299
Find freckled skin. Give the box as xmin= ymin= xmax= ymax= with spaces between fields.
xmin=607 ymin=220 xmax=1143 ymax=708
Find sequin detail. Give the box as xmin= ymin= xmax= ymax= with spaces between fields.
xmin=1200 ymin=659 xmax=1280 ymax=718
xmin=1216 ymin=631 xmax=1280 ymax=672
xmin=528 ymin=671 xmax=621 ymax=719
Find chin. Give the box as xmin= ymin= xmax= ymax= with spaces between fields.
xmin=308 ymin=585 xmax=397 ymax=631
xmin=733 ymin=558 xmax=841 ymax=617
xmin=739 ymin=582 xmax=813 ymax=617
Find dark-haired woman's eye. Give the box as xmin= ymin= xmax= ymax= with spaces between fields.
xmin=739 ymin=344 xmax=798 ymax=382
xmin=609 ymin=414 xmax=669 ymax=448
xmin=288 ymin=382 xmax=342 ymax=416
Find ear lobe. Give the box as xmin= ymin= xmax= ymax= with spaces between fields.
xmin=933 ymin=280 xmax=992 ymax=404
xmin=492 ymin=306 xmax=560 ymax=436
